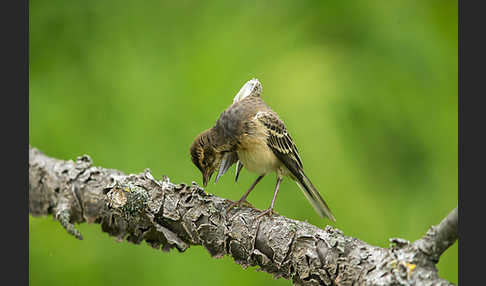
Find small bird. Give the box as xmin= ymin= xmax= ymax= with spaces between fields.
xmin=190 ymin=78 xmax=336 ymax=221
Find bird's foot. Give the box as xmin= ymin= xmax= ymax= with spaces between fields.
xmin=255 ymin=207 xmax=276 ymax=219
xmin=226 ymin=199 xmax=254 ymax=213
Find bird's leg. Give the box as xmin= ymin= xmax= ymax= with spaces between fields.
xmin=256 ymin=177 xmax=283 ymax=219
xmin=226 ymin=174 xmax=265 ymax=212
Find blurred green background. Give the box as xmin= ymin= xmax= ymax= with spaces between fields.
xmin=29 ymin=0 xmax=457 ymax=285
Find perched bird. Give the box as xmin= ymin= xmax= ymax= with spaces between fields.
xmin=190 ymin=79 xmax=336 ymax=221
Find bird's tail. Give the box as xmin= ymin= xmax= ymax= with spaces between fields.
xmin=294 ymin=171 xmax=336 ymax=222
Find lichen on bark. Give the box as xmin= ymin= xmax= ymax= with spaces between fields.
xmin=29 ymin=146 xmax=457 ymax=286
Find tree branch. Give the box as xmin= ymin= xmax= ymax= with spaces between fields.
xmin=413 ymin=207 xmax=458 ymax=263
xmin=29 ymin=146 xmax=456 ymax=285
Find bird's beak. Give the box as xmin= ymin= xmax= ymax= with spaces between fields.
xmin=202 ymin=169 xmax=213 ymax=187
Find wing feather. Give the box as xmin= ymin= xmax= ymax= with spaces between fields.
xmin=215 ymin=78 xmax=262 ymax=183
xmin=256 ymin=111 xmax=303 ymax=175
xmin=232 ymin=78 xmax=262 ymax=103
xmin=256 ymin=111 xmax=336 ymax=221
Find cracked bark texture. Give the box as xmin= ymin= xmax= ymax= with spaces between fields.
xmin=29 ymin=146 xmax=457 ymax=286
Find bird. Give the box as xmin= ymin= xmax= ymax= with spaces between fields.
xmin=189 ymin=78 xmax=336 ymax=222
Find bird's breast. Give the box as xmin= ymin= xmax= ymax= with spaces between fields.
xmin=237 ymin=135 xmax=281 ymax=175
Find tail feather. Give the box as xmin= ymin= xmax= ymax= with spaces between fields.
xmin=294 ymin=171 xmax=336 ymax=222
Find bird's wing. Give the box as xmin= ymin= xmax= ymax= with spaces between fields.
xmin=214 ymin=151 xmax=238 ymax=184
xmin=233 ymin=78 xmax=262 ymax=104
xmin=235 ymin=161 xmax=243 ymax=182
xmin=256 ymin=111 xmax=336 ymax=221
xmin=256 ymin=111 xmax=303 ymax=173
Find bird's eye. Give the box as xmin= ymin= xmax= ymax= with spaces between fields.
xmin=201 ymin=160 xmax=207 ymax=167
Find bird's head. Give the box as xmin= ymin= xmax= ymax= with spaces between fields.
xmin=190 ymin=129 xmax=223 ymax=187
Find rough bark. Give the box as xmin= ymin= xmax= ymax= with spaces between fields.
xmin=413 ymin=207 xmax=458 ymax=263
xmin=29 ymin=146 xmax=457 ymax=286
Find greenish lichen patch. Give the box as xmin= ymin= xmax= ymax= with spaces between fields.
xmin=121 ymin=184 xmax=149 ymax=216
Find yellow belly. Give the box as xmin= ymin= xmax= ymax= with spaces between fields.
xmin=237 ymin=138 xmax=281 ymax=175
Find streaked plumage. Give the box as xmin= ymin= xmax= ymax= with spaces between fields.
xmin=190 ymin=78 xmax=336 ymax=221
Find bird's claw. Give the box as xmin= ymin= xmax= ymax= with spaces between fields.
xmin=226 ymin=199 xmax=254 ymax=213
xmin=255 ymin=208 xmax=276 ymax=219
